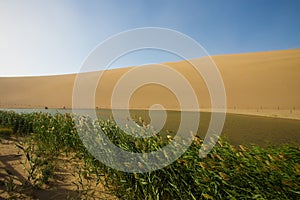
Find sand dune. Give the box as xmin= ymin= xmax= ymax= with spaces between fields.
xmin=0 ymin=48 xmax=299 ymax=119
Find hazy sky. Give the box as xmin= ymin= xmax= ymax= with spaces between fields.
xmin=0 ymin=0 xmax=299 ymax=76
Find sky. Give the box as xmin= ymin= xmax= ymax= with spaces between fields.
xmin=0 ymin=0 xmax=300 ymax=76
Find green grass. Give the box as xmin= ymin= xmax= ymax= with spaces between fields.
xmin=0 ymin=110 xmax=299 ymax=199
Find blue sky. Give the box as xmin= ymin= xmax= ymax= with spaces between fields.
xmin=0 ymin=0 xmax=299 ymax=76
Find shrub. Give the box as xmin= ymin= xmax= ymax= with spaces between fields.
xmin=0 ymin=127 xmax=13 ymax=138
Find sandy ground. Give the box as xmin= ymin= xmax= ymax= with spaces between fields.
xmin=197 ymin=108 xmax=300 ymax=120
xmin=0 ymin=48 xmax=299 ymax=120
xmin=0 ymin=136 xmax=117 ymax=199
xmin=225 ymin=109 xmax=300 ymax=120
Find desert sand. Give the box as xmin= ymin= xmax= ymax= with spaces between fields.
xmin=0 ymin=136 xmax=117 ymax=199
xmin=0 ymin=48 xmax=299 ymax=119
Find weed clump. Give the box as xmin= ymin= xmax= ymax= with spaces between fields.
xmin=0 ymin=127 xmax=13 ymax=138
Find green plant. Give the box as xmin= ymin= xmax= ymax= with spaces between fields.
xmin=16 ymin=139 xmax=57 ymax=187
xmin=4 ymin=172 xmax=16 ymax=193
xmin=0 ymin=110 xmax=299 ymax=199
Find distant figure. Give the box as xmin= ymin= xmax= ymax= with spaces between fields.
xmin=45 ymin=106 xmax=48 ymax=110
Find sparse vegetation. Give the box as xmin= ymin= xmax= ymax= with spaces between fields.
xmin=0 ymin=110 xmax=299 ymax=199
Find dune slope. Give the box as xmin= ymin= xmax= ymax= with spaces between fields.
xmin=0 ymin=49 xmax=299 ymax=119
